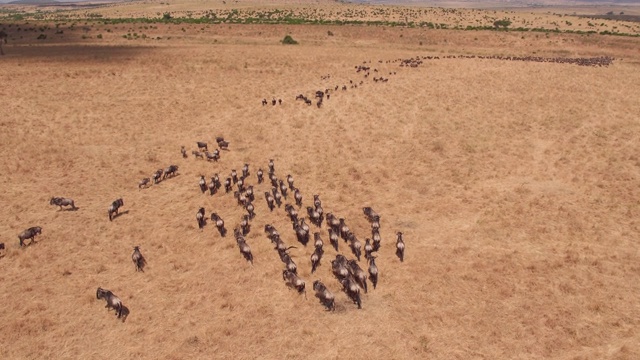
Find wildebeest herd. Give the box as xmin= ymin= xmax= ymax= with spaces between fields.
xmin=9 ymin=134 xmax=403 ymax=323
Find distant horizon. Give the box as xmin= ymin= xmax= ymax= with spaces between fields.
xmin=1 ymin=0 xmax=639 ymax=4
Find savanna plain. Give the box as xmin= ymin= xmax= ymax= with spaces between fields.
xmin=1 ymin=1 xmax=639 ymax=359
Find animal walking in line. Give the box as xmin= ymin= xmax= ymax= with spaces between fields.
xmin=396 ymin=232 xmax=405 ymax=262
xmin=96 ymin=287 xmax=128 ymax=322
xmin=50 ymin=197 xmax=77 ymax=211
xmin=18 ymin=226 xmax=42 ymax=247
xmin=108 ymin=198 xmax=124 ymax=221
xmin=132 ymin=246 xmax=147 ymax=272
xmin=313 ymin=280 xmax=335 ymax=311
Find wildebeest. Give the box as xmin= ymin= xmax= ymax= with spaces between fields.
xmin=307 ymin=207 xmax=322 ymax=228
xmin=0 ymin=242 xmax=5 ymax=258
xmin=50 ymin=197 xmax=77 ymax=210
xmin=294 ymin=188 xmax=302 ymax=207
xmin=264 ymin=191 xmax=275 ymax=212
xmin=348 ymin=259 xmax=368 ymax=293
xmin=192 ymin=150 xmax=204 ymax=159
xmin=138 ymin=178 xmax=150 ymax=189
xmin=240 ymin=214 xmax=251 ymax=236
xmin=18 ymin=226 xmax=42 ymax=247
xmin=163 ymin=165 xmax=179 ymax=179
xmin=313 ymin=280 xmax=335 ymax=311
xmin=132 ymin=246 xmax=147 ymax=272
xmin=205 ymin=151 xmax=220 ymax=162
xmin=349 ymin=234 xmax=362 ymax=261
xmin=364 ymin=238 xmax=373 ymax=260
xmin=313 ymin=194 xmax=322 ymax=209
xmin=328 ymin=228 xmax=339 ymax=252
xmin=326 ymin=213 xmax=340 ymax=233
xmin=197 ymin=141 xmax=208 ymax=151
xmin=279 ymin=180 xmax=288 ymax=199
xmin=396 ymin=232 xmax=405 ymax=262
xmin=196 ymin=207 xmax=206 ymax=229
xmin=331 ymin=254 xmax=349 ymax=280
xmin=372 ymin=228 xmax=382 ymax=251
xmin=313 ymin=232 xmax=324 ymax=250
xmin=152 ymin=169 xmax=163 ymax=184
xmin=224 ymin=177 xmax=232 ymax=193
xmin=217 ymin=138 xmax=229 ymax=150
xmin=272 ymin=188 xmax=282 ymax=208
xmin=341 ymin=275 xmax=362 ymax=309
xmin=181 ymin=146 xmax=188 ymax=158
xmin=108 ymin=198 xmax=124 ymax=221
xmin=282 ymin=269 xmax=306 ymax=295
xmin=242 ymin=163 xmax=250 ymax=178
xmin=257 ymin=168 xmax=264 ymax=184
xmin=368 ymin=256 xmax=378 ymax=290
xmin=262 ymin=98 xmax=268 ymax=106
xmin=311 ymin=246 xmax=324 ymax=273
xmin=231 ymin=169 xmax=238 ymax=184
xmin=363 ymin=207 xmax=379 ymax=223
xmin=287 ymin=174 xmax=294 ymax=190
xmin=199 ymin=175 xmax=207 ymax=193
xmin=295 ymin=218 xmax=310 ymax=246
xmin=268 ymin=159 xmax=275 ymax=174
xmin=234 ymin=229 xmax=253 ymax=265
xmin=96 ymin=287 xmax=124 ymax=319
xmin=245 ymin=202 xmax=256 ymax=220
xmin=210 ymin=213 xmax=227 ymax=237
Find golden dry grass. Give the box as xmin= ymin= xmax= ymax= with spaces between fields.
xmin=1 ymin=3 xmax=640 ymax=359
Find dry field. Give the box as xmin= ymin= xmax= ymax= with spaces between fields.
xmin=1 ymin=2 xmax=640 ymax=359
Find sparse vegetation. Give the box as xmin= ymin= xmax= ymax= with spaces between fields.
xmin=281 ymin=34 xmax=298 ymax=44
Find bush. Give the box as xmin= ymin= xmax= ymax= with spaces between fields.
xmin=281 ymin=35 xmax=298 ymax=44
xmin=493 ymin=19 xmax=512 ymax=28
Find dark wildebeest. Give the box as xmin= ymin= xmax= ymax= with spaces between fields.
xmin=257 ymin=168 xmax=264 ymax=184
xmin=245 ymin=202 xmax=256 ymax=220
xmin=331 ymin=254 xmax=349 ymax=280
xmin=210 ymin=213 xmax=227 ymax=237
xmin=396 ymin=232 xmax=405 ymax=262
xmin=272 ymin=188 xmax=282 ymax=208
xmin=364 ymin=238 xmax=374 ymax=260
xmin=372 ymin=228 xmax=382 ymax=251
xmin=163 ymin=165 xmax=178 ymax=179
xmin=242 ymin=163 xmax=250 ymax=178
xmin=264 ymin=191 xmax=275 ymax=212
xmin=231 ymin=169 xmax=238 ymax=184
xmin=348 ymin=234 xmax=362 ymax=262
xmin=307 ymin=206 xmax=321 ymax=228
xmin=152 ymin=169 xmax=163 ymax=184
xmin=50 ymin=197 xmax=77 ymax=210
xmin=295 ymin=218 xmax=310 ymax=246
xmin=181 ymin=146 xmax=188 ymax=158
xmin=363 ymin=207 xmax=379 ymax=223
xmin=313 ymin=280 xmax=335 ymax=311
xmin=197 ymin=141 xmax=208 ymax=151
xmin=0 ymin=242 xmax=5 ymax=258
xmin=348 ymin=259 xmax=368 ymax=293
xmin=240 ymin=214 xmax=251 ymax=236
xmin=96 ymin=287 xmax=124 ymax=319
xmin=328 ymin=228 xmax=339 ymax=252
xmin=196 ymin=207 xmax=206 ymax=229
xmin=311 ymin=246 xmax=324 ymax=273
xmin=192 ymin=150 xmax=204 ymax=159
xmin=18 ymin=226 xmax=42 ymax=247
xmin=294 ymin=188 xmax=302 ymax=207
xmin=234 ymin=229 xmax=253 ymax=265
xmin=326 ymin=213 xmax=340 ymax=233
xmin=132 ymin=246 xmax=147 ymax=272
xmin=268 ymin=159 xmax=275 ymax=174
xmin=108 ymin=198 xmax=124 ymax=221
xmin=368 ymin=256 xmax=378 ymax=290
xmin=341 ymin=275 xmax=362 ymax=309
xmin=199 ymin=175 xmax=207 ymax=193
xmin=138 ymin=178 xmax=150 ymax=189
xmin=217 ymin=138 xmax=229 ymax=150
xmin=279 ymin=180 xmax=288 ymax=199
xmin=262 ymin=98 xmax=268 ymax=106
xmin=224 ymin=177 xmax=232 ymax=193
xmin=286 ymin=174 xmax=294 ymax=190
xmin=282 ymin=270 xmax=306 ymax=296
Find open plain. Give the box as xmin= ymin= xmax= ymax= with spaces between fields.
xmin=1 ymin=0 xmax=640 ymax=359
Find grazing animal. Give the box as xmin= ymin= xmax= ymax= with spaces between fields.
xmin=311 ymin=246 xmax=324 ymax=273
xmin=341 ymin=275 xmax=362 ymax=309
xmin=368 ymin=256 xmax=378 ymax=290
xmin=272 ymin=188 xmax=282 ymax=208
xmin=242 ymin=163 xmax=250 ymax=178
xmin=326 ymin=213 xmax=340 ymax=233
xmin=307 ymin=206 xmax=321 ymax=227
xmin=287 ymin=174 xmax=294 ymax=190
xmin=181 ymin=146 xmax=188 ymax=158
xmin=234 ymin=229 xmax=253 ymax=265
xmin=18 ymin=226 xmax=42 ymax=247
xmin=348 ymin=259 xmax=368 ymax=293
xmin=108 ymin=198 xmax=124 ymax=221
xmin=313 ymin=232 xmax=324 ymax=250
xmin=294 ymin=188 xmax=302 ymax=207
xmin=192 ymin=150 xmax=204 ymax=159
xmin=240 ymin=214 xmax=251 ymax=236
xmin=328 ymin=228 xmax=339 ymax=252
xmin=363 ymin=207 xmax=380 ymax=223
xmin=199 ymin=175 xmax=207 ymax=193
xmin=268 ymin=159 xmax=275 ymax=174
xmin=349 ymin=235 xmax=362 ymax=262
xmin=313 ymin=280 xmax=335 ymax=311
xmin=296 ymin=218 xmax=310 ymax=246
xmin=282 ymin=270 xmax=306 ymax=295
xmin=313 ymin=194 xmax=322 ymax=208
xmin=132 ymin=246 xmax=146 ymax=272
xmin=138 ymin=178 xmax=150 ymax=189
xmin=163 ymin=165 xmax=179 ymax=179
xmin=257 ymin=168 xmax=264 ymax=184
xmin=231 ymin=169 xmax=238 ymax=184
xmin=279 ymin=180 xmax=288 ymax=198
xmin=196 ymin=207 xmax=206 ymax=229
xmin=364 ymin=238 xmax=373 ymax=260
xmin=96 ymin=287 xmax=123 ymax=318
xmin=285 ymin=204 xmax=298 ymax=223
xmin=197 ymin=141 xmax=208 ymax=151
xmin=396 ymin=232 xmax=405 ymax=262
xmin=152 ymin=169 xmax=163 ymax=184
xmin=264 ymin=191 xmax=275 ymax=212
xmin=210 ymin=213 xmax=227 ymax=237
xmin=49 ymin=197 xmax=77 ymax=210
xmin=372 ymin=229 xmax=382 ymax=251
xmin=224 ymin=178 xmax=232 ymax=193
xmin=331 ymin=254 xmax=349 ymax=280
xmin=339 ymin=218 xmax=350 ymax=241
xmin=217 ymin=139 xmax=230 ymax=150
xmin=245 ymin=202 xmax=256 ymax=220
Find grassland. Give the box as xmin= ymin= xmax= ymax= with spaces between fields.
xmin=0 ymin=0 xmax=639 ymax=359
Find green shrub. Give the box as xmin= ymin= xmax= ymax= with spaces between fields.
xmin=281 ymin=35 xmax=298 ymax=44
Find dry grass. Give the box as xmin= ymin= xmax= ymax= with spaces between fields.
xmin=0 ymin=2 xmax=640 ymax=359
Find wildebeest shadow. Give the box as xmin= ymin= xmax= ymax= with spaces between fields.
xmin=59 ymin=207 xmax=80 ymax=212
xmin=111 ymin=210 xmax=130 ymax=221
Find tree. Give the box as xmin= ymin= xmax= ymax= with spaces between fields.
xmin=282 ymin=35 xmax=298 ymax=45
